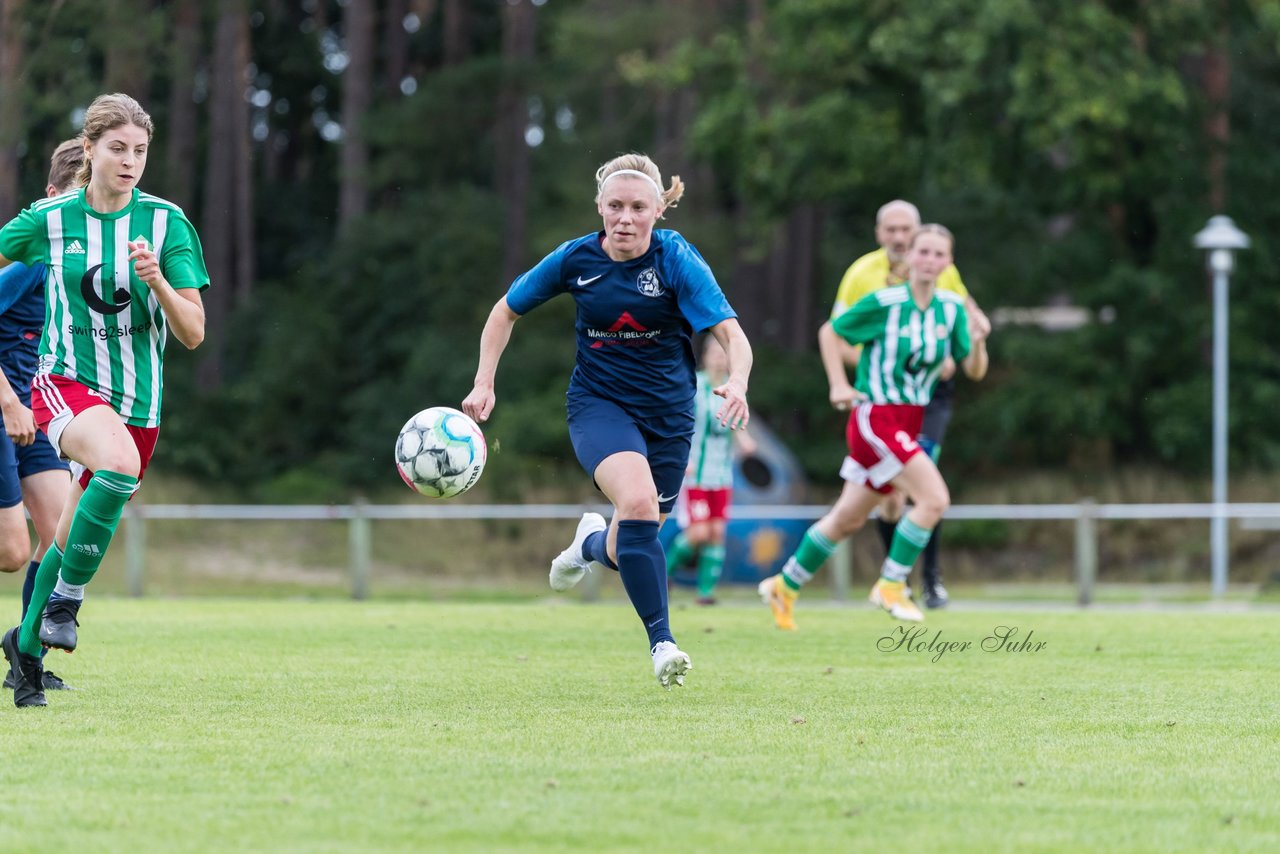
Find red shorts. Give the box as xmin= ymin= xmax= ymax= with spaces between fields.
xmin=677 ymin=486 xmax=732 ymax=527
xmin=841 ymin=403 xmax=924 ymax=495
xmin=31 ymin=373 xmax=160 ymax=490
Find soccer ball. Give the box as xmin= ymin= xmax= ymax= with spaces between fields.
xmin=395 ymin=407 xmax=487 ymax=498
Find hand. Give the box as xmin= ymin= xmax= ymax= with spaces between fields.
xmin=0 ymin=398 xmax=36 ymax=446
xmin=968 ymin=306 xmax=992 ymax=343
xmin=462 ymin=384 xmax=495 ymax=423
xmin=939 ymin=355 xmax=957 ymax=381
xmin=829 ymin=382 xmax=862 ymax=412
xmin=712 ymin=377 xmax=749 ymax=430
xmin=129 ymin=240 xmax=164 ymax=289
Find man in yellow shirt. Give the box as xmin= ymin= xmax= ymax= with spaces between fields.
xmin=830 ymin=200 xmax=989 ymax=608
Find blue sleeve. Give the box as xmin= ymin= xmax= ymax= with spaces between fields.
xmin=505 ymin=241 xmax=571 ymax=316
xmin=0 ymin=262 xmax=42 ymax=317
xmin=667 ymin=233 xmax=735 ymax=332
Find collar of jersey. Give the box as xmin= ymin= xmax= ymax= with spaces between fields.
xmin=77 ymin=187 xmax=140 ymax=221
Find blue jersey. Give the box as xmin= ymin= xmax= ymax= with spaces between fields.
xmin=0 ymin=261 xmax=47 ymax=363
xmin=506 ymin=229 xmax=735 ymax=418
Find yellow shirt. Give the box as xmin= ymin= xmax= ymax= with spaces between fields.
xmin=830 ymin=247 xmax=969 ymax=319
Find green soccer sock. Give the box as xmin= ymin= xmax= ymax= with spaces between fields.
xmin=880 ymin=515 xmax=933 ymax=583
xmin=19 ymin=470 xmax=138 ymax=655
xmin=780 ymin=524 xmax=838 ymax=591
xmin=696 ymin=544 xmax=725 ymax=597
xmin=17 ymin=544 xmax=63 ymax=655
xmin=664 ymin=532 xmax=696 ymax=576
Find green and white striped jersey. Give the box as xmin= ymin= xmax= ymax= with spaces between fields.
xmin=0 ymin=188 xmax=209 ymax=427
xmin=687 ymin=371 xmax=735 ymax=488
xmin=833 ymin=284 xmax=971 ymax=406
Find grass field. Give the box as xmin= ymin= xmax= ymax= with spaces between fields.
xmin=1 ymin=597 xmax=1277 ymax=853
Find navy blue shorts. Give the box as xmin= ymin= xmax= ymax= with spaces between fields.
xmin=0 ymin=354 xmax=69 ymax=508
xmin=566 ymin=392 xmax=693 ymax=515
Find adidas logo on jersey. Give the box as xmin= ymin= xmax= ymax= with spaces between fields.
xmin=65 ymin=239 xmax=86 ymax=255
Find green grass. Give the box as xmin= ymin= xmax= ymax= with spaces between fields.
xmin=1 ymin=598 xmax=1277 ymax=852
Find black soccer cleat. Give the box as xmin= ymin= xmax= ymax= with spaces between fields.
xmin=39 ymin=596 xmax=82 ymax=652
xmin=42 ymin=669 xmax=74 ymax=691
xmin=2 ymin=626 xmax=47 ymax=708
xmin=923 ymin=580 xmax=950 ymax=609
xmin=5 ymin=666 xmax=74 ymax=691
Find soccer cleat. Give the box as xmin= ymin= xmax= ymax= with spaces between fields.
xmin=758 ymin=574 xmax=798 ymax=631
xmin=923 ymin=580 xmax=950 ymax=609
xmin=2 ymin=627 xmax=47 ymax=707
xmin=694 ymin=596 xmax=717 ymax=606
xmin=651 ymin=640 xmax=692 ymax=689
xmin=42 ymin=670 xmax=74 ymax=691
xmin=4 ymin=667 xmax=73 ymax=691
xmin=549 ymin=512 xmax=607 ymax=592
xmin=870 ymin=579 xmax=924 ymax=622
xmin=39 ymin=595 xmax=82 ymax=652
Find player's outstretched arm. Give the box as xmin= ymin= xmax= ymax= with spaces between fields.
xmin=462 ymin=297 xmax=520 ymax=424
xmin=707 ymin=317 xmax=751 ymax=430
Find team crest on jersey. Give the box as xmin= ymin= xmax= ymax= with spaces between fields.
xmin=636 ymin=267 xmax=664 ymax=297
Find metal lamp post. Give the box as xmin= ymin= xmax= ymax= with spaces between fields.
xmin=1192 ymin=215 xmax=1250 ymax=597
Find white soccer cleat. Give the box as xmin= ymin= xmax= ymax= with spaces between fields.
xmin=548 ymin=512 xmax=607 ymax=591
xmin=651 ymin=640 xmax=692 ymax=689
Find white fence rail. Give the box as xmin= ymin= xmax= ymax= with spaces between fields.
xmin=122 ymin=501 xmax=1280 ymax=603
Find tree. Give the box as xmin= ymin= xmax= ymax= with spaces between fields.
xmin=339 ymin=0 xmax=375 ymax=232
xmin=164 ymin=0 xmax=201 ymax=211
xmin=495 ymin=0 xmax=537 ymax=289
xmin=198 ymin=0 xmax=254 ymax=390
xmin=0 ymin=0 xmax=25 ymax=218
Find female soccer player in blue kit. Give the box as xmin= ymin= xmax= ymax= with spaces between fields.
xmin=463 ymin=153 xmax=752 ymax=688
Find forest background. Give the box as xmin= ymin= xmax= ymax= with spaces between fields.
xmin=2 ymin=0 xmax=1278 ymax=522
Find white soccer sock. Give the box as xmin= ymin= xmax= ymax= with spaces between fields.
xmin=53 ymin=577 xmax=86 ymax=600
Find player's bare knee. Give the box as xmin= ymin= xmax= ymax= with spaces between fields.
xmin=615 ymin=494 xmax=659 ymax=522
xmin=913 ymin=494 xmax=949 ymax=526
xmin=99 ymin=452 xmax=142 ymax=478
xmin=0 ymin=544 xmax=28 ymax=573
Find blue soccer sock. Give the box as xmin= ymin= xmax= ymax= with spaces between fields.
xmin=582 ymin=528 xmax=617 ymax=570
xmin=615 ymin=519 xmax=672 ymax=649
xmin=20 ymin=557 xmax=40 ymax=620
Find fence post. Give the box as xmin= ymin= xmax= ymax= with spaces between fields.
xmin=349 ymin=497 xmax=371 ymax=600
xmin=830 ymin=539 xmax=850 ymax=601
xmin=125 ymin=501 xmax=146 ymax=597
xmin=1075 ymin=499 xmax=1097 ymax=606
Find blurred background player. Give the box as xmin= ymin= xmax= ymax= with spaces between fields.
xmin=463 ymin=153 xmax=752 ymax=688
xmin=760 ymin=225 xmax=988 ymax=630
xmin=0 ymin=138 xmax=81 ymax=693
xmin=664 ymin=335 xmax=757 ymax=604
xmin=829 ymin=200 xmax=990 ymax=608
